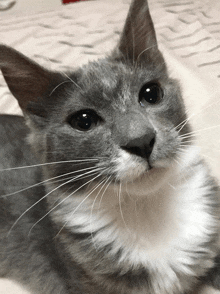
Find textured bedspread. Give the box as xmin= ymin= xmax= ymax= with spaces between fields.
xmin=0 ymin=0 xmax=220 ymax=293
xmin=1 ymin=0 xmax=220 ymax=113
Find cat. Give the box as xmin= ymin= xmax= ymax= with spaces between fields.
xmin=0 ymin=0 xmax=220 ymax=293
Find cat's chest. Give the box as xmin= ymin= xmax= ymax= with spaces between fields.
xmin=61 ymin=161 xmax=214 ymax=266
xmin=52 ymin=157 xmax=219 ymax=294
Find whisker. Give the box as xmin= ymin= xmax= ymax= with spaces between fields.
xmin=43 ymin=171 xmax=102 ymax=211
xmin=62 ymin=72 xmax=83 ymax=92
xmin=1 ymin=165 xmax=98 ymax=198
xmin=29 ymin=182 xmax=98 ymax=237
xmin=175 ymin=151 xmax=186 ymax=159
xmin=31 ymin=168 xmax=105 ymax=234
xmin=134 ymin=30 xmax=158 ymax=69
xmin=168 ymin=182 xmax=177 ymax=190
xmin=180 ymin=133 xmax=197 ymax=140
xmin=179 ymin=124 xmax=220 ymax=141
xmin=89 ymin=177 xmax=109 ymax=250
xmin=180 ymin=141 xmax=195 ymax=145
xmin=187 ymin=98 xmax=220 ymax=121
xmin=174 ymin=152 xmax=197 ymax=174
xmin=173 ymin=157 xmax=184 ymax=169
xmin=0 ymin=158 xmax=101 ymax=172
xmin=118 ymin=181 xmax=130 ymax=233
xmin=50 ymin=72 xmax=83 ymax=96
xmin=136 ymin=44 xmax=158 ymax=64
xmin=173 ymin=97 xmax=220 ymax=135
xmin=49 ymin=80 xmax=72 ymax=96
xmin=29 ymin=170 xmax=106 ymax=237
xmin=8 ymin=167 xmax=105 ymax=236
xmin=54 ymin=172 xmax=105 ymax=238
xmin=98 ymin=176 xmax=112 ymax=209
xmin=90 ymin=177 xmax=109 ymax=217
xmin=174 ymin=115 xmax=193 ymax=133
xmin=125 ymin=181 xmax=134 ymax=202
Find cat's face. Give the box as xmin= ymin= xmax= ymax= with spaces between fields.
xmin=0 ymin=0 xmax=190 ymax=197
xmin=26 ymin=59 xmax=189 ymax=196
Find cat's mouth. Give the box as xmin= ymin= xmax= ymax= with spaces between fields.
xmin=112 ymin=148 xmax=160 ymax=182
xmin=108 ymin=164 xmax=169 ymax=198
xmin=112 ymin=158 xmax=167 ymax=183
xmin=110 ymin=148 xmax=174 ymax=194
xmin=113 ymin=165 xmax=155 ymax=183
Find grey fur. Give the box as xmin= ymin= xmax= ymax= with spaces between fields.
xmin=0 ymin=0 xmax=220 ymax=293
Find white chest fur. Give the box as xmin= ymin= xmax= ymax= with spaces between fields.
xmin=59 ymin=146 xmax=219 ymax=293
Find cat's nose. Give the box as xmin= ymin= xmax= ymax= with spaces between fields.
xmin=122 ymin=130 xmax=156 ymax=160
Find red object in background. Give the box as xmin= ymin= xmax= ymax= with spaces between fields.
xmin=63 ymin=0 xmax=86 ymax=3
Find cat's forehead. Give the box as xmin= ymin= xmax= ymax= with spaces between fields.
xmin=81 ymin=59 xmax=157 ymax=83
xmin=71 ymin=59 xmax=163 ymax=112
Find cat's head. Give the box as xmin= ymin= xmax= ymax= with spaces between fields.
xmin=0 ymin=0 xmax=190 ymax=197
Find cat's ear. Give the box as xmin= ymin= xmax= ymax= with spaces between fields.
xmin=0 ymin=44 xmax=63 ymax=114
xmin=112 ymin=0 xmax=162 ymax=64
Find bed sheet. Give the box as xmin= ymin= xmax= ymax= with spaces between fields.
xmin=0 ymin=0 xmax=219 ymax=110
xmin=0 ymin=0 xmax=220 ymax=293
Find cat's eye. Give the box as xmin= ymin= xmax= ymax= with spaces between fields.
xmin=69 ymin=110 xmax=99 ymax=132
xmin=139 ymin=82 xmax=163 ymax=106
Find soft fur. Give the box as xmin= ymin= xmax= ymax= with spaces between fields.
xmin=0 ymin=0 xmax=220 ymax=293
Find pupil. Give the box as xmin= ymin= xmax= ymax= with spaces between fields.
xmin=69 ymin=110 xmax=99 ymax=132
xmin=139 ymin=82 xmax=163 ymax=106
xmin=78 ymin=114 xmax=92 ymax=130
xmin=144 ymin=85 xmax=158 ymax=103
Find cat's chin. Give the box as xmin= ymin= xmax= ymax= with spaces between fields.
xmin=112 ymin=149 xmax=176 ymax=197
xmin=109 ymin=164 xmax=173 ymax=201
xmin=120 ymin=165 xmax=171 ymax=197
xmin=112 ymin=149 xmax=175 ymax=184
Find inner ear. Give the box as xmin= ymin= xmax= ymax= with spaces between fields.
xmin=0 ymin=44 xmax=64 ymax=112
xmin=112 ymin=0 xmax=161 ymax=64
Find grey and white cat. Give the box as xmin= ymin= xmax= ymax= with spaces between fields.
xmin=0 ymin=0 xmax=220 ymax=293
